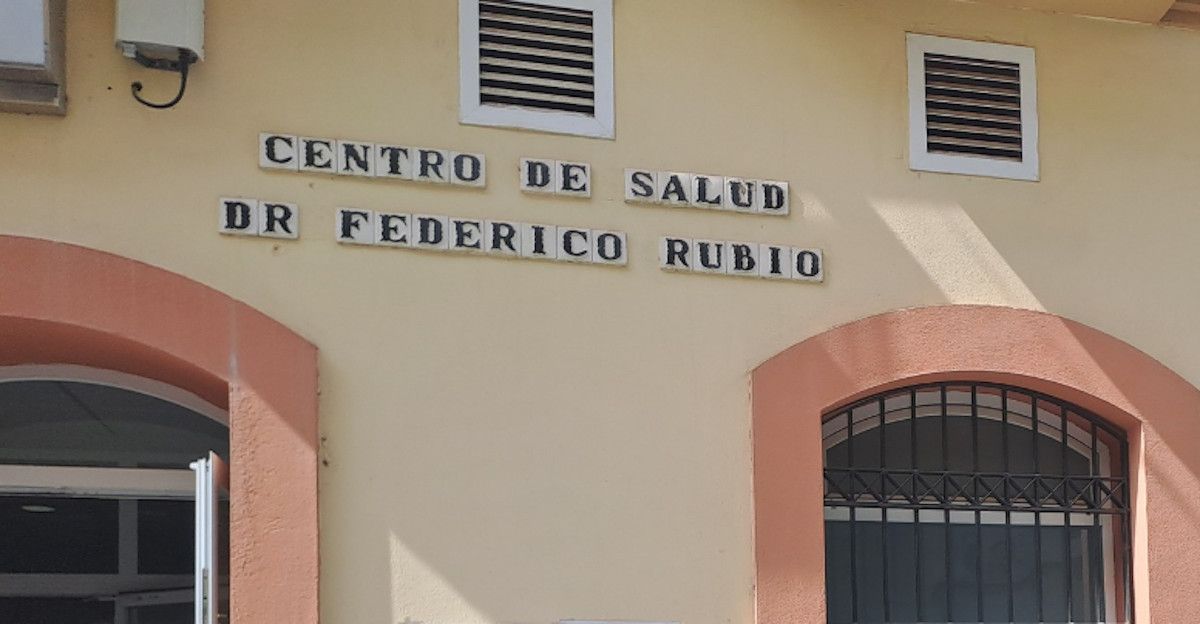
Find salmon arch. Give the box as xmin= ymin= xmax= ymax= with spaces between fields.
xmin=0 ymin=235 xmax=318 ymax=624
xmin=752 ymin=305 xmax=1200 ymax=624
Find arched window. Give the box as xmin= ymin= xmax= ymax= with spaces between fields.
xmin=0 ymin=373 xmax=229 ymax=624
xmin=822 ymin=382 xmax=1132 ymax=624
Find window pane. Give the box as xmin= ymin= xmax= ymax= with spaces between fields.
xmin=885 ymin=512 xmax=918 ymax=621
xmin=980 ymin=523 xmax=1011 ymax=622
xmin=138 ymin=500 xmax=194 ymax=574
xmin=917 ymin=516 xmax=948 ymax=621
xmin=0 ymin=381 xmax=228 ymax=468
xmin=0 ymin=598 xmax=112 ymax=624
xmin=824 ymin=517 xmax=853 ymax=624
xmin=0 ymin=0 xmax=46 ymax=66
xmin=948 ymin=518 xmax=981 ymax=620
xmin=853 ymin=515 xmax=885 ymax=622
xmin=0 ymin=496 xmax=117 ymax=573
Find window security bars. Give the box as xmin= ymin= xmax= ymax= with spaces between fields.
xmin=822 ymin=382 xmax=1132 ymax=624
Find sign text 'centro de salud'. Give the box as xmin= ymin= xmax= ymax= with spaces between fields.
xmin=221 ymin=132 xmax=824 ymax=282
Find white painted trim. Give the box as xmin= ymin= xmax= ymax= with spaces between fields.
xmin=459 ymin=0 xmax=615 ymax=139
xmin=906 ymin=33 xmax=1039 ymax=181
xmin=0 ymin=364 xmax=228 ymax=426
xmin=0 ymin=464 xmax=195 ymax=498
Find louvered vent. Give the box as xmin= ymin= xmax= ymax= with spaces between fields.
xmin=478 ymin=0 xmax=596 ymax=116
xmin=924 ymin=53 xmax=1023 ymax=161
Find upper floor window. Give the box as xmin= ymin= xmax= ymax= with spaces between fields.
xmin=458 ymin=0 xmax=614 ymax=139
xmin=823 ymin=382 xmax=1131 ymax=623
xmin=0 ymin=0 xmax=66 ymax=115
xmin=907 ymin=34 xmax=1038 ymax=181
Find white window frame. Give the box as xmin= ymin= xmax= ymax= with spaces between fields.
xmin=458 ymin=0 xmax=615 ymax=139
xmin=0 ymin=0 xmax=66 ymax=115
xmin=906 ymin=33 xmax=1038 ymax=181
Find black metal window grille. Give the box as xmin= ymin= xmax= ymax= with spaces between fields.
xmin=823 ymin=382 xmax=1132 ymax=623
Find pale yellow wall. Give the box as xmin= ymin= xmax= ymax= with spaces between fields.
xmin=3 ymin=1 xmax=1200 ymax=622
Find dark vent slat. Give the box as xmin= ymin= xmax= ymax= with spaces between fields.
xmin=928 ymin=141 xmax=1023 ymax=160
xmin=926 ymin=85 xmax=1021 ymax=106
xmin=927 ymin=113 xmax=1021 ymax=132
xmin=479 ymin=0 xmax=593 ymax=26
xmin=480 ymin=78 xmax=593 ymax=100
xmin=481 ymin=0 xmax=591 ymax=18
xmin=925 ymin=69 xmax=1019 ymax=91
xmin=926 ymin=96 xmax=1022 ymax=117
xmin=480 ymin=93 xmax=594 ymax=114
xmin=479 ymin=62 xmax=593 ymax=85
xmin=922 ymin=51 xmax=1024 ymax=162
xmin=928 ymin=127 xmax=1022 ymax=146
xmin=480 ymin=47 xmax=594 ymax=70
xmin=479 ymin=33 xmax=592 ymax=57
xmin=479 ymin=17 xmax=593 ymax=42
xmin=925 ymin=55 xmax=1020 ymax=80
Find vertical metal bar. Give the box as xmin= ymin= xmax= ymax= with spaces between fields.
xmin=1091 ymin=420 xmax=1104 ymax=623
xmin=942 ymin=385 xmax=952 ymax=621
xmin=1121 ymin=438 xmax=1134 ymax=623
xmin=850 ymin=506 xmax=858 ymax=624
xmin=912 ymin=388 xmax=923 ymax=623
xmin=879 ymin=397 xmax=890 ymax=623
xmin=1003 ymin=389 xmax=1014 ymax=624
xmin=1033 ymin=397 xmax=1044 ymax=624
xmin=847 ymin=408 xmax=857 ymax=624
xmin=1063 ymin=407 xmax=1073 ymax=622
xmin=973 ymin=386 xmax=984 ymax=623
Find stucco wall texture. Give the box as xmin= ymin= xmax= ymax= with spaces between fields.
xmin=3 ymin=1 xmax=1200 ymax=623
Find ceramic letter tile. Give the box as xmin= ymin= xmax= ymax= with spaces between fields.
xmin=624 ymin=169 xmax=658 ymax=203
xmin=259 ymin=133 xmax=299 ymax=171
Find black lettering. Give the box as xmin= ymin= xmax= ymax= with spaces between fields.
xmin=698 ymin=242 xmax=724 ymax=270
xmin=728 ymin=180 xmax=755 ymax=209
xmin=264 ymin=136 xmax=294 ymax=165
xmin=795 ymin=250 xmax=821 ymax=278
xmin=660 ymin=174 xmax=689 ymax=203
xmin=490 ymin=222 xmax=518 ymax=252
xmin=764 ymin=246 xmax=786 ymax=276
xmin=418 ymin=150 xmax=446 ymax=180
xmin=696 ymin=176 xmax=722 ymax=206
xmin=524 ymin=160 xmax=552 ymax=189
xmin=222 ymin=200 xmax=254 ymax=231
xmin=732 ymin=244 xmax=756 ymax=272
xmin=529 ymin=225 xmax=549 ymax=255
xmin=378 ymin=146 xmax=410 ymax=177
xmin=338 ymin=210 xmax=370 ymax=240
xmin=664 ymin=238 xmax=690 ymax=268
xmin=595 ymin=233 xmax=623 ymax=261
xmin=559 ymin=162 xmax=588 ymax=192
xmin=453 ymin=154 xmax=483 ymax=183
xmin=261 ymin=203 xmax=294 ymax=235
xmin=417 ymin=217 xmax=445 ymax=245
xmin=561 ymin=229 xmax=589 ymax=258
xmin=630 ymin=171 xmax=655 ymax=199
xmin=452 ymin=219 xmax=483 ymax=250
xmin=762 ymin=183 xmax=787 ymax=213
xmin=303 ymin=139 xmax=333 ymax=170
xmin=341 ymin=142 xmax=370 ymax=173
xmin=378 ymin=214 xmax=409 ymax=244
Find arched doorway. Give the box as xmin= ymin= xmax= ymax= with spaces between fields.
xmin=0 ymin=371 xmax=230 ymax=623
xmin=0 ymin=236 xmax=319 ymax=624
xmin=751 ymin=305 xmax=1200 ymax=624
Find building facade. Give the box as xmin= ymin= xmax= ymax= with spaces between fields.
xmin=3 ymin=0 xmax=1200 ymax=623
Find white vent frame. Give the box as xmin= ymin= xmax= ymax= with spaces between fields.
xmin=459 ymin=0 xmax=614 ymax=139
xmin=907 ymin=33 xmax=1038 ymax=181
